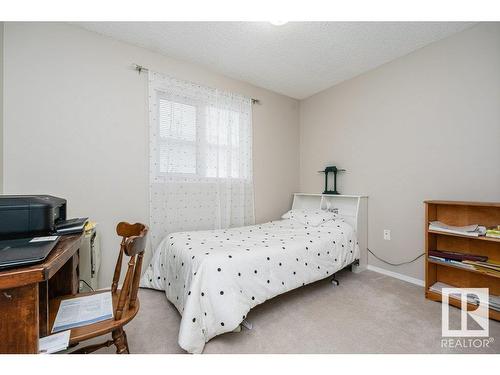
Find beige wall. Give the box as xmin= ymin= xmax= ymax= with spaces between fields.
xmin=3 ymin=22 xmax=300 ymax=287
xmin=4 ymin=21 xmax=499 ymax=286
xmin=300 ymin=23 xmax=500 ymax=281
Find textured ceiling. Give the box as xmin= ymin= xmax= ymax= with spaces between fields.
xmin=75 ymin=22 xmax=475 ymax=99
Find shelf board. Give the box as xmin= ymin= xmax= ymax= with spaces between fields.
xmin=426 ymin=289 xmax=499 ymax=321
xmin=428 ymin=229 xmax=500 ymax=243
xmin=424 ymin=200 xmax=500 ymax=207
xmin=427 ymin=258 xmax=500 ymax=279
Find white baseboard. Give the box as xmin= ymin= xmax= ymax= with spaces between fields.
xmin=367 ymin=264 xmax=424 ymax=287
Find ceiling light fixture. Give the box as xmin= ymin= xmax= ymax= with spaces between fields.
xmin=269 ymin=21 xmax=288 ymax=26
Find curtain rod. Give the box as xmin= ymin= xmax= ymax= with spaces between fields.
xmin=133 ymin=64 xmax=260 ymax=105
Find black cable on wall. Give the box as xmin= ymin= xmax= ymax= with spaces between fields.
xmin=367 ymin=248 xmax=424 ymax=267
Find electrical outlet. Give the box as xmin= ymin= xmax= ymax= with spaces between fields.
xmin=383 ymin=229 xmax=391 ymax=240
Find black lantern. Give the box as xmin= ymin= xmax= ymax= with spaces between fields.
xmin=319 ymin=166 xmax=345 ymax=195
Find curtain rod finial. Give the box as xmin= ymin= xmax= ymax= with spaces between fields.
xmin=134 ymin=64 xmax=147 ymax=74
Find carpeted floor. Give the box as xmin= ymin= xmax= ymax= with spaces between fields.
xmin=81 ymin=270 xmax=500 ymax=354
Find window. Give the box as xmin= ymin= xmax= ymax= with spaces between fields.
xmin=205 ymin=106 xmax=242 ymax=178
xmin=158 ymin=98 xmax=197 ymax=174
xmin=155 ymin=95 xmax=251 ymax=180
xmin=148 ymin=71 xmax=254 ymax=245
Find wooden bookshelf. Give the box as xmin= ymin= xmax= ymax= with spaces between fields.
xmin=424 ymin=200 xmax=500 ymax=321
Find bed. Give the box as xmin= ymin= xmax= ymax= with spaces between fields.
xmin=140 ymin=193 xmax=368 ymax=353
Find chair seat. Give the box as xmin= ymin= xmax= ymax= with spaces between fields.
xmin=48 ymin=289 xmax=140 ymax=345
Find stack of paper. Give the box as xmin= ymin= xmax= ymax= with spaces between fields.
xmin=52 ymin=292 xmax=113 ymax=333
xmin=468 ymin=293 xmax=500 ymax=312
xmin=39 ymin=330 xmax=70 ymax=354
xmin=429 ymin=221 xmax=486 ymax=237
xmin=486 ymin=226 xmax=500 ymax=239
xmin=55 ymin=217 xmax=89 ymax=235
xmin=463 ymin=260 xmax=500 ymax=278
xmin=428 ymin=256 xmax=477 ymax=270
xmin=489 ymin=295 xmax=500 ymax=312
xmin=429 ymin=282 xmax=467 ymax=297
xmin=429 ymin=282 xmax=478 ymax=304
xmin=429 ymin=282 xmax=500 ymax=311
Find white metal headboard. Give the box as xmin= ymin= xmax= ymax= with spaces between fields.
xmin=291 ymin=193 xmax=368 ymax=272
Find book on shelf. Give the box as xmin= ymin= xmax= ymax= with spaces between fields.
xmin=429 ymin=221 xmax=486 ymax=237
xmin=490 ymin=295 xmax=500 ymax=312
xmin=429 ymin=281 xmax=452 ymax=293
xmin=486 ymin=226 xmax=500 ymax=238
xmin=428 ymin=282 xmax=500 ymax=312
xmin=463 ymin=259 xmax=500 ymax=271
xmin=428 ymin=256 xmax=476 ymax=270
xmin=428 ymin=251 xmax=500 ymax=276
xmin=468 ymin=291 xmax=500 ymax=312
xmin=428 ymin=282 xmax=477 ymax=304
xmin=462 ymin=260 xmax=500 ymax=277
xmin=428 ymin=250 xmax=488 ymax=262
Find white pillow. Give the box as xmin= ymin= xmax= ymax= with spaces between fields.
xmin=281 ymin=209 xmax=337 ymax=227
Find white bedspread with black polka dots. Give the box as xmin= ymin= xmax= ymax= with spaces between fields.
xmin=140 ymin=218 xmax=359 ymax=353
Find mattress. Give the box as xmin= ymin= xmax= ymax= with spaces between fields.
xmin=140 ymin=218 xmax=360 ymax=353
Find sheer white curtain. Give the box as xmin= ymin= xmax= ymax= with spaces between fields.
xmin=148 ymin=71 xmax=255 ymax=248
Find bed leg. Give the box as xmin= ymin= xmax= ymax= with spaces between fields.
xmin=241 ymin=319 xmax=253 ymax=330
xmin=350 ymin=259 xmax=360 ymax=272
xmin=331 ymin=274 xmax=339 ymax=287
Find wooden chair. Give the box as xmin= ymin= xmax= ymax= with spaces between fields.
xmin=48 ymin=222 xmax=148 ymax=354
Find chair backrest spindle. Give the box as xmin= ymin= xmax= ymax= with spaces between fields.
xmin=129 ymin=252 xmax=143 ymax=308
xmin=111 ymin=222 xmax=148 ymax=321
xmin=111 ymin=241 xmax=125 ymax=294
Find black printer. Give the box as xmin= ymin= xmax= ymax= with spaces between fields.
xmin=0 ymin=195 xmax=67 ymax=239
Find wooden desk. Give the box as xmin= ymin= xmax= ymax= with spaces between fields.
xmin=0 ymin=234 xmax=83 ymax=353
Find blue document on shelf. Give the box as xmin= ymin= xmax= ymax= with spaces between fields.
xmin=52 ymin=292 xmax=114 ymax=333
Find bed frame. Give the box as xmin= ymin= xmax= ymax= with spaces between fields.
xmin=291 ymin=193 xmax=368 ymax=273
xmin=237 ymin=193 xmax=369 ymax=331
